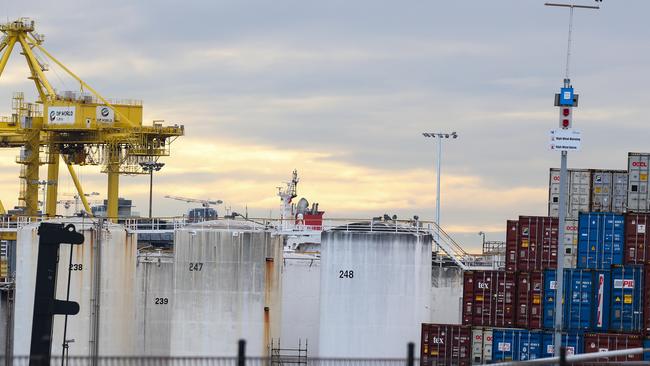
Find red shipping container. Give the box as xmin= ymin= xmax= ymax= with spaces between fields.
xmin=421 ymin=324 xmax=471 ymax=366
xmin=625 ymin=213 xmax=650 ymax=265
xmin=644 ymin=269 xmax=650 ymax=335
xmin=515 ymin=271 xmax=544 ymax=329
xmin=583 ymin=333 xmax=642 ymax=362
xmin=462 ymin=271 xmax=516 ymax=327
xmin=505 ymin=220 xmax=518 ymax=271
xmin=516 ymin=216 xmax=559 ymax=271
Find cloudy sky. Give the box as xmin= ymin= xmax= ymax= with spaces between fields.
xmin=0 ymin=0 xmax=647 ymax=251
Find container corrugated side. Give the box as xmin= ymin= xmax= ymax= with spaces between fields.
xmin=563 ymin=219 xmax=578 ymax=268
xmin=591 ymin=170 xmax=628 ymax=214
xmin=541 ymin=332 xmax=584 ymax=357
xmin=644 ymin=339 xmax=650 ymax=361
xmin=542 ymin=269 xmax=611 ymax=332
xmin=516 ymin=216 xmax=558 ymax=271
xmin=462 ymin=271 xmax=516 ymax=328
xmin=421 ymin=324 xmax=471 ymax=366
xmin=577 ymin=212 xmax=624 ymax=269
xmin=625 ymin=213 xmax=650 ymax=265
xmin=628 ymin=152 xmax=650 ymax=212
xmin=609 ymin=265 xmax=644 ymax=333
xmin=491 ymin=329 xmax=548 ymax=362
xmin=584 ymin=333 xmax=642 ymax=362
xmin=505 ymin=220 xmax=518 ymax=272
xmin=549 ymin=168 xmax=591 ymax=219
xmin=470 ymin=328 xmax=492 ymax=365
xmin=515 ymin=271 xmax=543 ymax=330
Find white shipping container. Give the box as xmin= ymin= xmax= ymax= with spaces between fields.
xmin=628 ymin=153 xmax=650 ymax=212
xmin=591 ymin=170 xmax=628 ymax=213
xmin=548 ymin=169 xmax=591 ymax=219
xmin=471 ymin=328 xmax=493 ymax=365
xmin=563 ymin=219 xmax=578 ymax=268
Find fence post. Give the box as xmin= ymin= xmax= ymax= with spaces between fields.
xmin=407 ymin=342 xmax=415 ymax=366
xmin=238 ymin=339 xmax=246 ymax=366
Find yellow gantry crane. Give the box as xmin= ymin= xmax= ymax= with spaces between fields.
xmin=0 ymin=18 xmax=184 ymax=219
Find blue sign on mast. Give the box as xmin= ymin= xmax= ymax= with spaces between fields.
xmin=560 ymin=87 xmax=574 ymax=106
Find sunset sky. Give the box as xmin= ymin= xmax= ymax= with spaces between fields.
xmin=0 ymin=1 xmax=648 ymax=251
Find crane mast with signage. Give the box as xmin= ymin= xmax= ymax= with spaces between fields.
xmin=0 ymin=18 xmax=184 ymax=218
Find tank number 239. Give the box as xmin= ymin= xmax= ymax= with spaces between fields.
xmin=339 ymin=270 xmax=354 ymax=279
xmin=154 ymin=297 xmax=169 ymax=305
xmin=189 ymin=262 xmax=204 ymax=271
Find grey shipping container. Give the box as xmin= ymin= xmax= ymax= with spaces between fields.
xmin=628 ymin=152 xmax=650 ymax=212
xmin=548 ymin=168 xmax=590 ymax=219
xmin=591 ymin=170 xmax=628 ymax=213
xmin=562 ymin=219 xmax=578 ymax=268
xmin=471 ymin=328 xmax=492 ymax=365
xmin=549 ymin=169 xmax=628 ymax=219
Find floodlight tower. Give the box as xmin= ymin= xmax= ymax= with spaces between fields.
xmin=545 ymin=2 xmax=599 ymax=356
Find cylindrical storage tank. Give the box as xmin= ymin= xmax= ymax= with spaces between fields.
xmin=13 ymin=219 xmax=137 ymax=356
xmin=280 ymin=252 xmax=321 ymax=356
xmin=318 ymin=223 xmax=432 ymax=358
xmin=170 ymin=220 xmax=283 ymax=357
xmin=135 ymin=249 xmax=174 ymax=355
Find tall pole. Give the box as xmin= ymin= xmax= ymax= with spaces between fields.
xmin=422 ymin=132 xmax=458 ymax=250
xmin=545 ymin=2 xmax=598 ymax=356
xmin=436 ymin=136 xmax=442 ymax=242
xmin=148 ymin=169 xmax=153 ymax=219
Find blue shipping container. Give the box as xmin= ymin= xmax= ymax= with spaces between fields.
xmin=610 ymin=265 xmax=644 ymax=333
xmin=542 ymin=269 xmax=610 ymax=331
xmin=541 ymin=332 xmax=584 ymax=357
xmin=644 ymin=339 xmax=650 ymax=361
xmin=492 ymin=329 xmax=547 ymax=362
xmin=577 ymin=212 xmax=624 ymax=269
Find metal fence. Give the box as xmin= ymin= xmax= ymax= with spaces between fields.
xmin=1 ymin=358 xmax=418 ymax=366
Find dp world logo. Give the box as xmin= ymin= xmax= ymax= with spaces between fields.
xmin=100 ymin=107 xmax=110 ymax=117
xmin=49 ymin=111 xmax=56 ymax=121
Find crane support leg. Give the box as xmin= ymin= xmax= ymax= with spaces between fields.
xmin=24 ymin=133 xmax=40 ymax=216
xmin=45 ymin=145 xmax=59 ymax=217
xmin=106 ymin=148 xmax=120 ymax=220
xmin=0 ymin=37 xmax=17 ymax=77
xmin=62 ymin=157 xmax=93 ymax=216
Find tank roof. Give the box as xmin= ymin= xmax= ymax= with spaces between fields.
xmin=328 ymin=221 xmax=427 ymax=234
xmin=184 ymin=218 xmax=269 ymax=231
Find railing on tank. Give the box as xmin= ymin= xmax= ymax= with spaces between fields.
xmin=0 ymin=214 xmax=497 ymax=269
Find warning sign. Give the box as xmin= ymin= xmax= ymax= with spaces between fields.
xmin=624 ymin=295 xmax=633 ymax=304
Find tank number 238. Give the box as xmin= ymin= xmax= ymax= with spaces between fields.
xmin=189 ymin=262 xmax=204 ymax=271
xmin=339 ymin=270 xmax=354 ymax=279
xmin=69 ymin=264 xmax=83 ymax=271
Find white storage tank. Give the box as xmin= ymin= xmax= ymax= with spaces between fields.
xmin=170 ymin=220 xmax=283 ymax=357
xmin=280 ymin=252 xmax=321 ymax=356
xmin=318 ymin=222 xmax=433 ymax=358
xmin=135 ymin=249 xmax=173 ymax=355
xmin=13 ymin=219 xmax=137 ymax=356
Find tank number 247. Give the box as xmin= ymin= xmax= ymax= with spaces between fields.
xmin=189 ymin=262 xmax=204 ymax=271
xmin=339 ymin=270 xmax=354 ymax=279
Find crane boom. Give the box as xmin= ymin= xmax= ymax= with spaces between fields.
xmin=164 ymin=195 xmax=223 ymax=208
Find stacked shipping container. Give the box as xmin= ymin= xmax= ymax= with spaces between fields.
xmin=423 ymin=153 xmax=650 ymax=364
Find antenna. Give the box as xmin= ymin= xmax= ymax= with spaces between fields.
xmin=544 ymin=2 xmax=600 ymax=80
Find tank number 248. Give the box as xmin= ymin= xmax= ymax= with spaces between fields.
xmin=339 ymin=270 xmax=354 ymax=279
